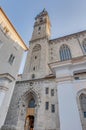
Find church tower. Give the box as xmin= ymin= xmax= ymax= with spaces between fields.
xmin=31 ymin=8 xmax=51 ymax=41
xmin=22 ymin=9 xmax=51 ymax=80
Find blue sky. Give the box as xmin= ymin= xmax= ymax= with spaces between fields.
xmin=0 ymin=0 xmax=86 ymax=73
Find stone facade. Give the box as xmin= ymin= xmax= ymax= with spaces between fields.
xmin=3 ymin=78 xmax=60 ymax=130
xmin=1 ymin=9 xmax=86 ymax=130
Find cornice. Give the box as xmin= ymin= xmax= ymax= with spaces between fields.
xmin=55 ymin=76 xmax=73 ymax=83
xmin=0 ymin=86 xmax=8 ymax=91
xmin=0 ymin=73 xmax=15 ymax=82
xmin=16 ymin=75 xmax=55 ymax=85
xmin=48 ymin=55 xmax=86 ymax=74
xmin=49 ymin=55 xmax=86 ymax=70
xmin=49 ymin=30 xmax=86 ymax=44
xmin=29 ymin=36 xmax=49 ymax=43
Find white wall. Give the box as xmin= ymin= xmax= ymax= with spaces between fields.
xmin=57 ymin=81 xmax=82 ymax=130
xmin=0 ymin=91 xmax=5 ymax=107
xmin=54 ymin=63 xmax=84 ymax=130
xmin=0 ymin=29 xmax=24 ymax=79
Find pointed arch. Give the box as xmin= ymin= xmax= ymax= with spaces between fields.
xmin=59 ymin=44 xmax=72 ymax=61
xmin=21 ymin=88 xmax=41 ymax=108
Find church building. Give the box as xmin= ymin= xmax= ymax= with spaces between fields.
xmin=1 ymin=9 xmax=86 ymax=130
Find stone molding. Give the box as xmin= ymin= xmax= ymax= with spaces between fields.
xmin=30 ymin=36 xmax=49 ymax=43
xmin=49 ymin=55 xmax=86 ymax=72
xmin=55 ymin=76 xmax=73 ymax=83
xmin=0 ymin=73 xmax=15 ymax=82
xmin=49 ymin=30 xmax=86 ymax=44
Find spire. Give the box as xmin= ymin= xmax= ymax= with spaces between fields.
xmin=35 ymin=9 xmax=48 ymax=20
xmin=31 ymin=9 xmax=51 ymax=41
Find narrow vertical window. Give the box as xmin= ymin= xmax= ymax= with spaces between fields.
xmin=51 ymin=89 xmax=54 ymax=96
xmin=84 ymin=112 xmax=86 ymax=118
xmin=80 ymin=93 xmax=86 ymax=118
xmin=33 ymin=67 xmax=35 ymax=71
xmin=45 ymin=102 xmax=49 ymax=110
xmin=51 ymin=104 xmax=55 ymax=113
xmin=82 ymin=39 xmax=86 ymax=54
xmin=8 ymin=54 xmax=15 ymax=65
xmin=32 ymin=74 xmax=35 ymax=79
xmin=45 ymin=87 xmax=49 ymax=94
xmin=38 ymin=26 xmax=41 ymax=31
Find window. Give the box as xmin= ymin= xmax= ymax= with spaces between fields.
xmin=45 ymin=102 xmax=49 ymax=110
xmin=28 ymin=98 xmax=35 ymax=108
xmin=40 ymin=18 xmax=43 ymax=23
xmin=32 ymin=74 xmax=35 ymax=79
xmin=74 ymin=77 xmax=79 ymax=80
xmin=82 ymin=39 xmax=86 ymax=53
xmin=51 ymin=89 xmax=54 ymax=96
xmin=51 ymin=104 xmax=55 ymax=113
xmin=80 ymin=94 xmax=86 ymax=118
xmin=38 ymin=26 xmax=41 ymax=31
xmin=59 ymin=44 xmax=72 ymax=61
xmin=84 ymin=112 xmax=86 ymax=118
xmin=8 ymin=54 xmax=15 ymax=65
xmin=35 ymin=56 xmax=37 ymax=59
xmin=45 ymin=87 xmax=49 ymax=94
xmin=33 ymin=67 xmax=35 ymax=71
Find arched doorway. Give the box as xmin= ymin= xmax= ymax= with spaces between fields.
xmin=24 ymin=97 xmax=35 ymax=130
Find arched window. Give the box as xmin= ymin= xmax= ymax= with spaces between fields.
xmin=28 ymin=98 xmax=35 ymax=108
xmin=59 ymin=44 xmax=72 ymax=61
xmin=82 ymin=39 xmax=86 ymax=53
xmin=80 ymin=93 xmax=86 ymax=118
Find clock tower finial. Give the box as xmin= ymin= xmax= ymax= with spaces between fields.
xmin=31 ymin=9 xmax=51 ymax=41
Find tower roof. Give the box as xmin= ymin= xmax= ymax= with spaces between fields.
xmin=35 ymin=9 xmax=48 ymax=20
